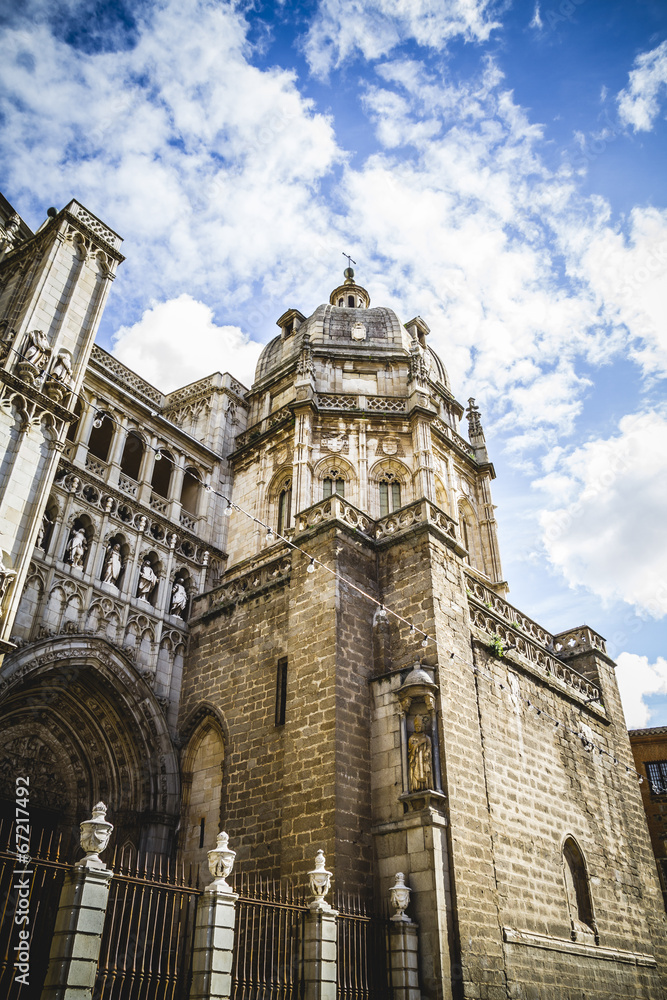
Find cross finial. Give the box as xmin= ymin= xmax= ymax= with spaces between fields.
xmin=342 ymin=251 xmax=356 ymax=269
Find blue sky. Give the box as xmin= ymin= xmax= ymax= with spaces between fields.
xmin=1 ymin=0 xmax=666 ymax=727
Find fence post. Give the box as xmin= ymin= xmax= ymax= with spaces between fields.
xmin=303 ymin=850 xmax=338 ymax=1000
xmin=189 ymin=832 xmax=238 ymax=1000
xmin=388 ymin=873 xmax=420 ymax=1000
xmin=41 ymin=802 xmax=113 ymax=1000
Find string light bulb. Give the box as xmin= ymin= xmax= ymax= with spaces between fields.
xmin=224 ymin=503 xmax=233 ymax=517
xmin=307 ymin=558 xmax=316 ymax=574
xmin=266 ymin=527 xmax=275 ymax=543
xmin=92 ymin=412 xmax=104 ymax=429
xmin=421 ymin=635 xmax=429 ymax=648
xmin=409 ymin=624 xmax=416 ymax=637
xmin=154 ymin=449 xmax=162 ymax=461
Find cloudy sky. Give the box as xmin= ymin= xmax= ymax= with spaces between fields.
xmin=1 ymin=0 xmax=666 ymax=727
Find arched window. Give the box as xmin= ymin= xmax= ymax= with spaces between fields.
xmin=458 ymin=502 xmax=478 ymax=569
xmin=323 ymin=473 xmax=345 ymax=498
xmin=66 ymin=398 xmax=82 ymax=443
xmin=179 ymin=716 xmax=225 ymax=870
xmin=348 ymin=295 xmax=355 ymax=307
xmin=180 ymin=467 xmax=201 ymax=515
xmin=379 ymin=473 xmax=401 ymax=517
xmin=277 ymin=478 xmax=292 ymax=535
xmin=87 ymin=411 xmax=113 ymax=462
xmin=120 ymin=431 xmax=144 ymax=481
xmin=562 ymin=837 xmax=597 ymax=941
xmin=151 ymin=450 xmax=173 ymax=498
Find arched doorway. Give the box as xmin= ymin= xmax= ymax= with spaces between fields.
xmin=0 ymin=636 xmax=180 ymax=859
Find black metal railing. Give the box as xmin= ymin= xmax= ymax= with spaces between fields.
xmin=336 ymin=891 xmax=393 ymax=1000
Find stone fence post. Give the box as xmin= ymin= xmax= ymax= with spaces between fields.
xmin=388 ymin=873 xmax=420 ymax=1000
xmin=303 ymin=850 xmax=338 ymax=1000
xmin=189 ymin=831 xmax=238 ymax=1000
xmin=41 ymin=802 xmax=114 ymax=1000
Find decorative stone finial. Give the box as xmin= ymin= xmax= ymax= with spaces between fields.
xmin=77 ymin=801 xmax=113 ymax=869
xmin=207 ymin=831 xmax=236 ymax=890
xmin=389 ymin=872 xmax=412 ymax=922
xmin=308 ymin=849 xmax=333 ymax=911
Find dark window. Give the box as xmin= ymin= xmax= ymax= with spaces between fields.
xmin=181 ymin=467 xmax=201 ymax=515
xmin=379 ymin=479 xmax=401 ymax=517
xmin=87 ymin=412 xmax=113 ymax=462
xmin=647 ymin=760 xmax=667 ymax=795
xmin=563 ymin=837 xmax=596 ymax=935
xmin=120 ymin=431 xmax=144 ymax=480
xmin=275 ymin=657 xmax=288 ymax=726
xmin=348 ymin=295 xmax=355 ymax=307
xmin=277 ymin=480 xmax=292 ymax=535
xmin=151 ymin=450 xmax=173 ymax=498
xmin=323 ymin=477 xmax=345 ymax=498
xmin=199 ymin=818 xmax=205 ymax=849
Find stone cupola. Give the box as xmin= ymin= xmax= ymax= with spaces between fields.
xmin=328 ymin=267 xmax=371 ymax=310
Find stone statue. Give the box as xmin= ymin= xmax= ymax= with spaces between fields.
xmin=51 ymin=350 xmax=73 ymax=386
xmin=0 ymin=551 xmax=17 ymax=609
xmin=137 ymin=557 xmax=157 ymax=600
xmin=36 ymin=511 xmax=52 ymax=550
xmin=23 ymin=329 xmax=50 ymax=369
xmin=170 ymin=578 xmax=187 ymax=617
xmin=102 ymin=542 xmax=123 ymax=585
xmin=65 ymin=526 xmax=88 ymax=568
xmin=408 ymin=715 xmax=433 ymax=792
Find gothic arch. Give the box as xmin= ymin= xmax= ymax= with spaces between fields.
xmin=178 ymin=705 xmax=228 ymax=870
xmin=369 ymin=459 xmax=411 ymax=518
xmin=561 ymin=834 xmax=598 ymax=942
xmin=313 ymin=455 xmax=356 ymax=502
xmin=458 ymin=498 xmax=482 ymax=572
xmin=0 ymin=636 xmax=180 ymax=857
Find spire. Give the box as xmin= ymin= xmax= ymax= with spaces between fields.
xmin=466 ymin=398 xmax=489 ymax=462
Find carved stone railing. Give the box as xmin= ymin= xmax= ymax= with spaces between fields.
xmin=317 ymin=394 xmax=358 ymax=410
xmin=375 ymin=499 xmax=457 ymax=545
xmin=466 ymin=577 xmax=601 ymax=703
xmin=200 ymin=554 xmax=292 ymax=616
xmin=294 ymin=495 xmax=372 ymax=535
xmin=466 ymin=575 xmax=553 ymax=646
xmin=552 ymin=626 xmax=607 ymax=657
xmin=432 ymin=418 xmax=476 ymax=460
xmin=85 ymin=454 xmax=108 ymax=477
xmin=90 ymin=346 xmax=163 ymax=408
xmin=366 ymin=396 xmax=406 ymax=412
xmin=180 ymin=510 xmax=198 ymax=531
xmin=234 ymin=406 xmax=293 ymax=449
xmin=118 ymin=473 xmax=138 ymax=498
xmin=68 ymin=201 xmax=123 ymax=251
xmin=149 ymin=492 xmax=169 ymax=514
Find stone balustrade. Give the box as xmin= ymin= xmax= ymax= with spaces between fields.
xmin=552 ymin=626 xmax=607 ymax=656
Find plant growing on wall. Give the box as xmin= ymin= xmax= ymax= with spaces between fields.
xmin=488 ymin=634 xmax=505 ymax=658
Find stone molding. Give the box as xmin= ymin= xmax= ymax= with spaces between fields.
xmin=502 ymin=926 xmax=657 ymax=967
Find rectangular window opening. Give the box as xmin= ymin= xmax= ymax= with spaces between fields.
xmin=646 ymin=760 xmax=667 ymax=795
xmin=275 ymin=656 xmax=288 ymax=727
xmin=199 ymin=817 xmax=205 ymax=849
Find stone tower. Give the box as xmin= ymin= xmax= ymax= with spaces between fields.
xmin=180 ymin=270 xmax=667 ymax=998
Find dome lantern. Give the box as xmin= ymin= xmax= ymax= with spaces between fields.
xmin=329 ymin=266 xmax=370 ymax=310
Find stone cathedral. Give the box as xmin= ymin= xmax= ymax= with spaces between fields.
xmin=0 ymin=193 xmax=665 ymax=1000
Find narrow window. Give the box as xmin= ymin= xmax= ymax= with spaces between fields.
xmin=87 ymin=411 xmax=113 ymax=462
xmin=460 ymin=516 xmax=470 ymax=563
xmin=323 ymin=476 xmax=345 ymax=498
xmin=348 ymin=295 xmax=355 ymax=307
xmin=379 ymin=476 xmax=401 ymax=516
xmin=338 ymin=298 xmax=344 ymax=306
xmin=563 ymin=837 xmax=596 ymax=939
xmin=277 ymin=479 xmax=292 ymax=535
xmin=151 ymin=450 xmax=173 ymax=498
xmin=275 ymin=657 xmax=288 ymax=726
xmin=199 ymin=818 xmax=205 ymax=849
xmin=120 ymin=431 xmax=144 ymax=480
xmin=647 ymin=760 xmax=667 ymax=794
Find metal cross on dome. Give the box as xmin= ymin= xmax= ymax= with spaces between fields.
xmin=342 ymin=252 xmax=357 ymax=268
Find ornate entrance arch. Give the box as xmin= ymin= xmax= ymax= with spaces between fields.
xmin=0 ymin=636 xmax=180 ymax=857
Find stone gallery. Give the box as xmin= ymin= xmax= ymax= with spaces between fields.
xmin=0 ymin=194 xmax=665 ymax=999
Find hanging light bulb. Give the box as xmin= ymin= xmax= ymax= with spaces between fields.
xmin=154 ymin=449 xmax=162 ymax=461
xmin=409 ymin=624 xmax=416 ymax=637
xmin=639 ymin=776 xmax=644 ymax=784
xmin=421 ymin=635 xmax=429 ymax=648
xmin=224 ymin=503 xmax=233 ymax=517
xmin=266 ymin=527 xmax=275 ymax=543
xmin=93 ymin=412 xmax=104 ymax=429
xmin=307 ymin=558 xmax=316 ymax=574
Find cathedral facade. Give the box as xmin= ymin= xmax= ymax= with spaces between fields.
xmin=0 ymin=194 xmax=665 ymax=999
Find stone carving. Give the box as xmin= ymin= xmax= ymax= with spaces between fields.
xmin=308 ymin=849 xmax=333 ymax=911
xmin=23 ymin=329 xmax=51 ymax=369
xmin=408 ymin=716 xmax=433 ymax=792
xmin=77 ymin=801 xmax=113 ymax=869
xmin=36 ymin=511 xmax=52 ymax=550
xmin=137 ymin=558 xmax=158 ymax=600
xmin=389 ymin=872 xmax=412 ymax=922
xmin=207 ymin=831 xmax=236 ymax=890
xmin=65 ymin=526 xmax=88 ymax=568
xmin=0 ymin=552 xmax=17 ymax=614
xmin=51 ymin=350 xmax=73 ymax=386
xmin=321 ymin=433 xmax=348 ymax=454
xmin=102 ymin=542 xmax=123 ymax=585
xmin=351 ymin=321 xmax=366 ymax=341
xmin=170 ymin=578 xmax=187 ymax=617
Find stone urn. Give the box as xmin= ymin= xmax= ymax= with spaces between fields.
xmin=207 ymin=831 xmax=236 ymax=890
xmin=308 ymin=849 xmax=333 ymax=911
xmin=77 ymin=802 xmax=113 ymax=869
xmin=389 ymin=872 xmax=412 ymax=922
xmin=44 ymin=379 xmax=66 ymax=404
xmin=16 ymin=361 xmax=39 ymax=386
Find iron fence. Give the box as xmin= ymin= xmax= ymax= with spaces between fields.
xmin=335 ymin=891 xmax=393 ymax=1000
xmin=0 ymin=819 xmax=73 ymax=1000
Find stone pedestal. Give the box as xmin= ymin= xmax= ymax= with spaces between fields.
xmin=189 ymin=883 xmax=239 ymax=1000
xmin=389 ymin=919 xmax=421 ymax=1000
xmin=41 ymin=864 xmax=113 ymax=1000
xmin=303 ymin=907 xmax=338 ymax=1000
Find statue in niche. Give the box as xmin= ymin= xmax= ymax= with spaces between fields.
xmin=65 ymin=526 xmax=88 ymax=568
xmin=0 ymin=551 xmax=17 ymax=609
xmin=170 ymin=577 xmax=187 ymax=617
xmin=137 ymin=557 xmax=158 ymax=601
xmin=51 ymin=350 xmax=73 ymax=386
xmin=102 ymin=542 xmax=123 ymax=585
xmin=23 ymin=329 xmax=50 ymax=369
xmin=408 ymin=715 xmax=433 ymax=792
xmin=36 ymin=511 xmax=52 ymax=550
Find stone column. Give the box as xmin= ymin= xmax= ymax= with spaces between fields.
xmin=189 ymin=832 xmax=238 ymax=1000
xmin=303 ymin=851 xmax=338 ymax=1000
xmin=41 ymin=802 xmax=114 ymax=1000
xmin=388 ymin=874 xmax=420 ymax=1000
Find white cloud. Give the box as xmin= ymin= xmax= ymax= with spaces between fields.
xmin=537 ymin=409 xmax=667 ymax=616
xmin=303 ymin=0 xmax=501 ymax=79
xmin=617 ymin=40 xmax=667 ymax=132
xmin=529 ymin=4 xmax=542 ymax=31
xmin=616 ymin=652 xmax=667 ymax=729
xmin=111 ymin=295 xmax=263 ymax=391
